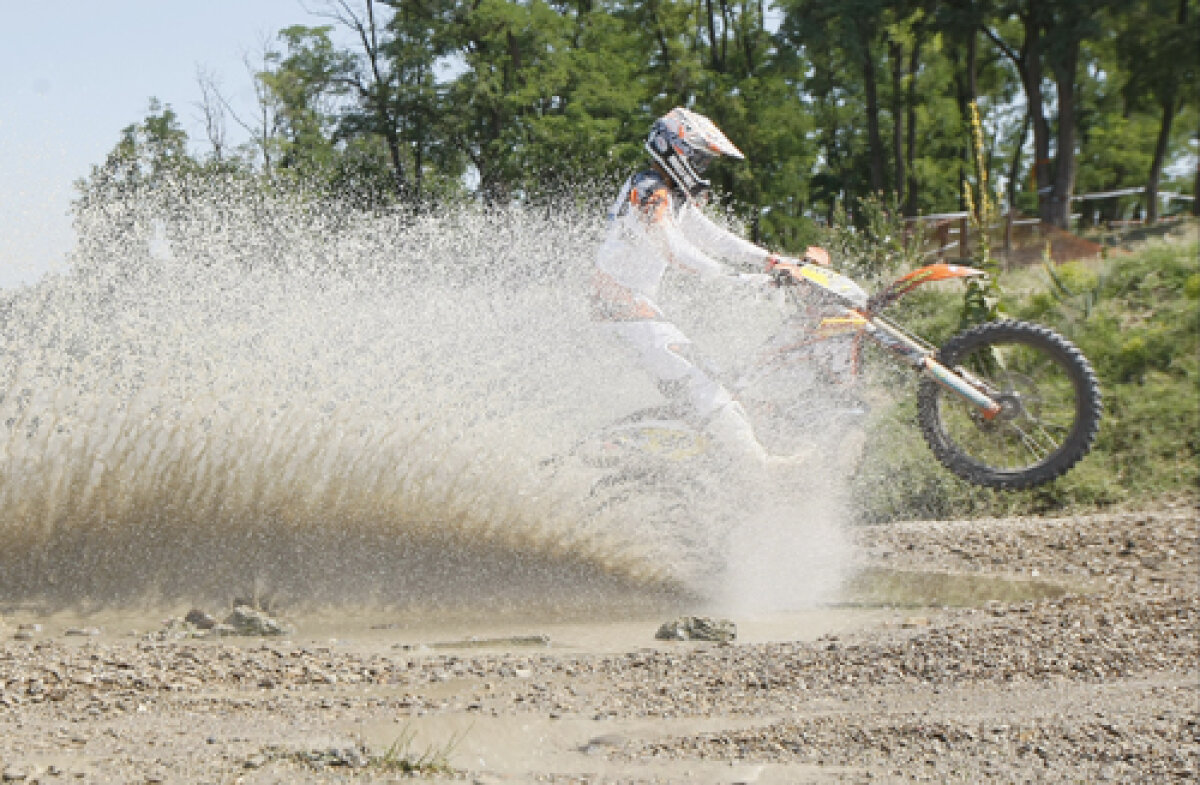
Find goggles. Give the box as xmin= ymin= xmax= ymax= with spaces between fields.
xmin=676 ymin=141 xmax=715 ymax=173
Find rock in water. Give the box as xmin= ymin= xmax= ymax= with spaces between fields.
xmin=184 ymin=609 xmax=218 ymax=630
xmin=655 ymin=616 xmax=736 ymax=642
xmin=224 ymin=605 xmax=290 ymax=637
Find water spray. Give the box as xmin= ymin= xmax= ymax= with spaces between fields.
xmin=0 ymin=177 xmax=853 ymax=614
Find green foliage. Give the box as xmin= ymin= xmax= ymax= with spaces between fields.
xmin=373 ymin=725 xmax=465 ymax=774
xmin=259 ymin=25 xmax=356 ymax=175
xmin=854 ymin=235 xmax=1200 ymax=521
xmin=72 ymin=98 xmax=214 ymax=264
xmin=1184 ymin=273 xmax=1200 ymax=300
xmin=819 ymin=192 xmax=923 ymax=283
xmin=79 ymin=98 xmax=192 ymax=195
xmin=958 ymin=101 xmax=1001 ymax=329
xmin=77 ymin=1 xmax=1199 ymax=234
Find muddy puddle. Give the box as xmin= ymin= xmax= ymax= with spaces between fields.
xmin=0 ymin=566 xmax=1072 ymax=655
xmin=841 ymin=566 xmax=1072 ymax=608
xmin=0 ymin=604 xmax=885 ymax=652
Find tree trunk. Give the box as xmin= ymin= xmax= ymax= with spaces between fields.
xmin=719 ymin=0 xmax=730 ymax=68
xmin=1146 ymin=94 xmax=1178 ymax=223
xmin=1194 ymin=157 xmax=1200 ymax=217
xmin=891 ymin=39 xmax=905 ymax=205
xmin=1047 ymin=38 xmax=1080 ymax=229
xmin=966 ymin=26 xmax=978 ymax=104
xmin=1007 ymin=110 xmax=1031 ymax=212
xmin=955 ymin=29 xmax=979 ymax=210
xmin=996 ymin=12 xmax=1051 ymax=224
xmin=863 ymin=40 xmax=886 ymax=193
xmin=904 ymin=35 xmax=921 ymax=215
xmin=705 ymin=0 xmax=720 ymax=70
xmin=1145 ymin=0 xmax=1189 ymax=223
xmin=1004 ymin=111 xmax=1030 ymax=260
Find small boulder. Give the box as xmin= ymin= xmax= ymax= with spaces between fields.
xmin=655 ymin=616 xmax=736 ymax=643
xmin=184 ymin=609 xmax=218 ymax=630
xmin=224 ymin=605 xmax=290 ymax=637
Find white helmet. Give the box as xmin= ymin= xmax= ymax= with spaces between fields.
xmin=645 ymin=107 xmax=744 ymax=199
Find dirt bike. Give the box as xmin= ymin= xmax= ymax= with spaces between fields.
xmin=566 ymin=258 xmax=1101 ymax=495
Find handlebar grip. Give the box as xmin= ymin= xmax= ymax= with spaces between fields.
xmin=771 ymin=266 xmax=798 ymax=286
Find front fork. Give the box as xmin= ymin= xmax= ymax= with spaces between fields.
xmin=861 ymin=314 xmax=1002 ymax=420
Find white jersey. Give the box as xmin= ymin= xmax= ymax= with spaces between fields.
xmin=592 ymin=169 xmax=769 ymax=320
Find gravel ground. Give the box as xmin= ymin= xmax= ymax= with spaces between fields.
xmin=0 ymin=501 xmax=1195 ymax=783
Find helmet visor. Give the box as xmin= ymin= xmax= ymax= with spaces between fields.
xmin=689 ymin=147 xmax=715 ymax=173
xmin=671 ymin=137 xmax=716 ymax=173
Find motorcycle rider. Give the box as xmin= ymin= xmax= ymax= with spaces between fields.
xmin=592 ymin=106 xmax=830 ymax=469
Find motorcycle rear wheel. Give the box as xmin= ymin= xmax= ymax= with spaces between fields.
xmin=917 ymin=320 xmax=1102 ymax=489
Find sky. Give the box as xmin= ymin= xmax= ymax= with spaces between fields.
xmin=0 ymin=0 xmax=328 ymax=290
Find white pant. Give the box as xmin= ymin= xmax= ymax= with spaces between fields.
xmin=602 ymin=320 xmax=768 ymax=463
xmin=602 ymin=320 xmax=730 ymax=416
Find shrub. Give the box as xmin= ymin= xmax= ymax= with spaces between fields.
xmin=852 ymin=234 xmax=1198 ymax=521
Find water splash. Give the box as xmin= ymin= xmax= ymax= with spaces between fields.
xmin=1 ymin=178 xmax=853 ymax=613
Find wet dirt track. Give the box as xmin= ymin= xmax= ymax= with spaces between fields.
xmin=0 ymin=502 xmax=1195 ymax=783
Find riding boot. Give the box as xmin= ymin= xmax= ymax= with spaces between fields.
xmin=704 ymin=402 xmax=769 ymax=466
xmin=705 ymin=402 xmax=808 ymax=478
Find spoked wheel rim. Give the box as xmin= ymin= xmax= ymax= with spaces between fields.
xmin=939 ymin=355 xmax=1079 ymax=472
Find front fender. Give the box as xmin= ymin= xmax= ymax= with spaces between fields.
xmin=869 ymin=263 xmax=987 ymax=312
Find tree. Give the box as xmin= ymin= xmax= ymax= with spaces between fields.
xmin=73 ymin=99 xmax=194 ymax=265
xmin=258 ymin=25 xmax=356 ymax=175
xmin=195 ymin=67 xmax=230 ymax=163
xmin=777 ymin=0 xmax=885 ymax=215
xmin=622 ymin=0 xmax=705 ymax=109
xmin=435 ymin=0 xmax=653 ymax=201
xmin=983 ymin=0 xmax=1130 ymax=228
xmin=981 ymin=4 xmax=1053 ymax=222
xmin=778 ymin=0 xmax=891 ymax=194
xmin=779 ymin=0 xmax=972 ymax=225
xmin=1117 ymin=0 xmax=1198 ymax=221
xmin=314 ymin=0 xmax=423 ymax=198
xmin=77 ymin=0 xmax=1196 ymax=243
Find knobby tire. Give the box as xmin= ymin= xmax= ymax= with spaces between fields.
xmin=917 ymin=320 xmax=1102 ymax=490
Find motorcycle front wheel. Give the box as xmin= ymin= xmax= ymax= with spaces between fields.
xmin=917 ymin=320 xmax=1102 ymax=489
